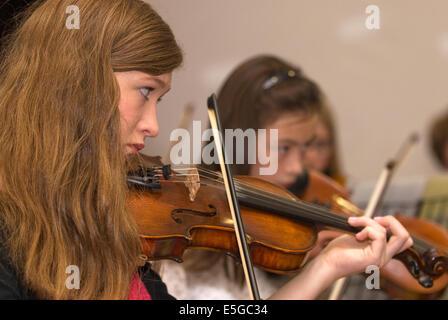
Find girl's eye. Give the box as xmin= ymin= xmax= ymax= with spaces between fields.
xmin=279 ymin=146 xmax=289 ymax=153
xmin=140 ymin=87 xmax=154 ymax=99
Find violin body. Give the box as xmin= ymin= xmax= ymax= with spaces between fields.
xmin=128 ymin=175 xmax=318 ymax=274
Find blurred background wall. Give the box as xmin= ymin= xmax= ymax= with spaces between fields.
xmin=143 ymin=0 xmax=448 ymax=185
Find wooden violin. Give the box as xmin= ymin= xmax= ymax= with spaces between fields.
xmin=298 ymin=169 xmax=448 ymax=298
xmin=125 ymin=158 xmax=448 ymax=292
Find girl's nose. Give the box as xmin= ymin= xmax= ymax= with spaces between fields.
xmin=141 ymin=104 xmax=159 ymax=137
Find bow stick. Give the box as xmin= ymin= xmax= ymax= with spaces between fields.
xmin=329 ymin=132 xmax=419 ymax=300
xmin=207 ymin=93 xmax=261 ymax=300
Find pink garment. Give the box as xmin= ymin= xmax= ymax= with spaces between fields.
xmin=128 ymin=272 xmax=151 ymax=300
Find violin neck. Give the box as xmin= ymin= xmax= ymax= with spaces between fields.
xmin=235 ymin=185 xmax=362 ymax=234
xmin=236 ymin=183 xmax=446 ymax=255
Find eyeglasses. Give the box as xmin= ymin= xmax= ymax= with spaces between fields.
xmin=307 ymin=140 xmax=332 ymax=152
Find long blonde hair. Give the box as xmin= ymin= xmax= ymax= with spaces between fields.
xmin=0 ymin=0 xmax=182 ymax=299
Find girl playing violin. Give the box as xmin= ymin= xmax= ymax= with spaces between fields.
xmin=0 ymin=0 xmax=412 ymax=300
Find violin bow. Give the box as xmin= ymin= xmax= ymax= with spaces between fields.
xmin=207 ymin=93 xmax=261 ymax=300
xmin=329 ymin=132 xmax=419 ymax=300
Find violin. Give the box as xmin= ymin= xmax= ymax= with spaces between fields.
xmin=125 ymin=157 xmax=448 ymax=293
xmin=296 ymin=169 xmax=361 ymax=217
xmin=298 ymin=169 xmax=448 ymax=298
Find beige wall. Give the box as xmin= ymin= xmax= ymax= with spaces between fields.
xmin=144 ymin=0 xmax=448 ymax=184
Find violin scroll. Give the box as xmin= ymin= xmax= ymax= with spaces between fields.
xmin=394 ymin=248 xmax=433 ymax=288
xmin=423 ymin=248 xmax=448 ymax=278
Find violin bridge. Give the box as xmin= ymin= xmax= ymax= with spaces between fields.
xmin=184 ymin=167 xmax=200 ymax=202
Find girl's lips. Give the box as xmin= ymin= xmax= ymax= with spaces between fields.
xmin=133 ymin=144 xmax=145 ymax=151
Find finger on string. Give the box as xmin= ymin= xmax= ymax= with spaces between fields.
xmin=355 ymin=226 xmax=387 ymax=265
xmin=348 ymin=217 xmax=387 ymax=255
xmin=373 ymin=216 xmax=412 ymax=258
xmin=354 ymin=225 xmax=386 ymax=243
xmin=348 ymin=216 xmax=385 ymax=230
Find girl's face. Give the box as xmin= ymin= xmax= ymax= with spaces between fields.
xmin=249 ymin=111 xmax=318 ymax=188
xmin=303 ymin=120 xmax=332 ymax=173
xmin=114 ymin=71 xmax=172 ymax=155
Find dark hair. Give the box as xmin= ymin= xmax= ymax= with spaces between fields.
xmin=0 ymin=0 xmax=37 ymax=44
xmin=430 ymin=109 xmax=448 ymax=168
xmin=0 ymin=0 xmax=182 ymax=299
xmin=216 ymin=54 xmax=324 ymax=174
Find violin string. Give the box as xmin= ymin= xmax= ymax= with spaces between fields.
xmin=193 ymin=168 xmax=440 ymax=249
xmin=163 ymin=167 xmax=448 ymax=246
xmin=213 ymin=174 xmax=351 ymax=226
xmin=237 ymin=185 xmax=352 ymax=230
xmin=234 ymin=182 xmax=443 ymax=253
xmin=174 ymin=169 xmax=416 ymax=243
xmin=146 ymin=166 xmax=377 ymax=230
xmin=194 ymin=167 xmax=330 ymax=216
xmin=174 ymin=167 xmax=412 ymax=241
xmin=155 ymin=166 xmax=440 ymax=252
xmin=213 ymin=174 xmax=448 ymax=250
xmin=193 ymin=168 xmax=353 ymax=230
xmin=188 ymin=174 xmax=441 ymax=253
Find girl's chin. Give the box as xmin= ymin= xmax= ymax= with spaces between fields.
xmin=126 ymin=145 xmax=138 ymax=154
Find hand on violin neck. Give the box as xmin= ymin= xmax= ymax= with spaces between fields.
xmin=268 ymin=216 xmax=413 ymax=300
xmin=318 ymin=215 xmax=412 ymax=281
xmin=372 ymin=215 xmax=414 ymax=260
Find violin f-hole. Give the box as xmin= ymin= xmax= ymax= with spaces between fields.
xmin=171 ymin=205 xmax=218 ymax=224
